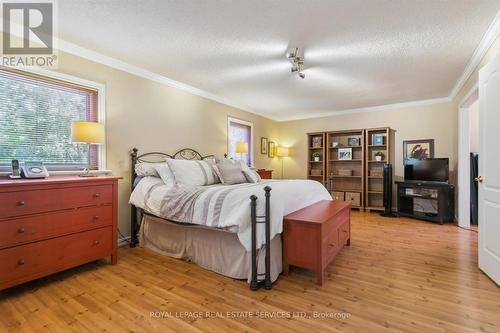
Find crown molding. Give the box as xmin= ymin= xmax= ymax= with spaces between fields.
xmin=56 ymin=39 xmax=272 ymax=118
xmin=58 ymin=40 xmax=456 ymax=122
xmin=449 ymin=10 xmax=500 ymax=99
xmin=274 ymin=97 xmax=452 ymax=122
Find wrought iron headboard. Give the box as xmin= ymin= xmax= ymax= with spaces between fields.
xmin=129 ymin=147 xmax=215 ymax=247
xmin=130 ymin=147 xmax=215 ymax=186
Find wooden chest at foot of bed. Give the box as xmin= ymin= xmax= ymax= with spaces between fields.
xmin=283 ymin=200 xmax=351 ymax=285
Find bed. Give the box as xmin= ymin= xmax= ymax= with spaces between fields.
xmin=128 ymin=148 xmax=331 ymax=290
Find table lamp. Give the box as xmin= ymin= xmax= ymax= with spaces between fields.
xmin=235 ymin=141 xmax=249 ymax=165
xmin=276 ymin=146 xmax=290 ymax=179
xmin=71 ymin=121 xmax=104 ymax=177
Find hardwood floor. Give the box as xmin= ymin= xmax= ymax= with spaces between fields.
xmin=1 ymin=212 xmax=498 ymax=333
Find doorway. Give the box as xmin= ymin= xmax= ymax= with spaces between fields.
xmin=458 ymin=86 xmax=479 ymax=229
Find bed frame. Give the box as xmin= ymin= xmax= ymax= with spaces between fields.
xmin=129 ymin=147 xmax=273 ymax=290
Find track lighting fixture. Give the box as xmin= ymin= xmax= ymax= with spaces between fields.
xmin=286 ymin=47 xmax=305 ymax=79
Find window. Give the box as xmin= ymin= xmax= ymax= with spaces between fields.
xmin=227 ymin=117 xmax=253 ymax=166
xmin=0 ymin=67 xmax=102 ymax=172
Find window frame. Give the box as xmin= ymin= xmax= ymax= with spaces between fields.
xmin=0 ymin=66 xmax=107 ymax=174
xmin=227 ymin=116 xmax=254 ymax=166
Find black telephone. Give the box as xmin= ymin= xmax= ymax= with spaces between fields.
xmin=10 ymin=159 xmax=21 ymax=179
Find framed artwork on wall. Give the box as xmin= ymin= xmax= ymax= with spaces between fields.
xmin=403 ymin=139 xmax=434 ymax=163
xmin=268 ymin=141 xmax=275 ymax=158
xmin=261 ymin=137 xmax=268 ymax=154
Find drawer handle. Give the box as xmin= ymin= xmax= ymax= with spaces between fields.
xmin=93 ymin=240 xmax=100 ymax=245
xmin=93 ymin=215 xmax=100 ymax=220
xmin=329 ymin=243 xmax=336 ymax=247
xmin=17 ymin=200 xmax=25 ymax=206
xmin=93 ymin=193 xmax=101 ymax=198
xmin=18 ymin=259 xmax=25 ymax=266
xmin=18 ymin=227 xmax=25 ymax=233
xmin=341 ymin=229 xmax=348 ymax=233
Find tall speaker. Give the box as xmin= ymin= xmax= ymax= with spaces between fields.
xmin=381 ymin=163 xmax=396 ymax=217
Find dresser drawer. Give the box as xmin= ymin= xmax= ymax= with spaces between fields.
xmin=338 ymin=221 xmax=350 ymax=245
xmin=0 ymin=206 xmax=113 ymax=249
xmin=322 ymin=228 xmax=340 ymax=266
xmin=0 ymin=227 xmax=112 ymax=289
xmin=0 ymin=185 xmax=112 ymax=218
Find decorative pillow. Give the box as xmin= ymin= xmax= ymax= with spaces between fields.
xmin=166 ymin=158 xmax=220 ymax=186
xmin=213 ymin=162 xmax=248 ymax=185
xmin=243 ymin=168 xmax=261 ymax=183
xmin=154 ymin=163 xmax=176 ymax=187
xmin=215 ymin=156 xmax=260 ymax=183
xmin=135 ymin=162 xmax=164 ymax=177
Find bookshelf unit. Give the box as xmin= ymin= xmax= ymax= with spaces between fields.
xmin=365 ymin=127 xmax=394 ymax=212
xmin=307 ymin=132 xmax=326 ymax=186
xmin=326 ymin=129 xmax=365 ymax=210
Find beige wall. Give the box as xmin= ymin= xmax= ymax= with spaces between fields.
xmin=53 ymin=51 xmax=281 ymax=236
xmin=279 ymin=102 xmax=457 ymax=185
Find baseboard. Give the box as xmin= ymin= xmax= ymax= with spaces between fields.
xmin=118 ymin=236 xmax=131 ymax=247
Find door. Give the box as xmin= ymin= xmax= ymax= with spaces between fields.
xmin=478 ymin=54 xmax=500 ymax=285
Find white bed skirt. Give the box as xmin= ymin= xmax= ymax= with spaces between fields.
xmin=139 ymin=214 xmax=283 ymax=283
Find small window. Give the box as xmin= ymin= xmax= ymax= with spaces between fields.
xmin=227 ymin=117 xmax=253 ymax=166
xmin=0 ymin=67 xmax=102 ymax=172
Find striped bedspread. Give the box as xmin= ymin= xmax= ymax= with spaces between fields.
xmin=131 ymin=178 xmax=331 ymax=250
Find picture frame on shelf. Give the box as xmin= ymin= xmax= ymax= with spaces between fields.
xmin=338 ymin=148 xmax=352 ymax=160
xmin=372 ymin=133 xmax=385 ymax=145
xmin=268 ymin=141 xmax=275 ymax=158
xmin=311 ymin=136 xmax=322 ymax=148
xmin=347 ymin=137 xmax=360 ymax=146
xmin=403 ymin=139 xmax=434 ymax=163
xmin=261 ymin=137 xmax=268 ymax=154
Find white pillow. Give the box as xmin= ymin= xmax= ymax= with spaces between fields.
xmin=154 ymin=163 xmax=175 ymax=187
xmin=243 ymin=168 xmax=261 ymax=183
xmin=135 ymin=162 xmax=164 ymax=177
xmin=166 ymin=159 xmax=220 ymax=186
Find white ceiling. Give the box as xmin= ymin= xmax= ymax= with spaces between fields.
xmin=58 ymin=1 xmax=500 ymax=121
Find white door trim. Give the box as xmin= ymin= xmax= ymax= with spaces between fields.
xmin=457 ymin=84 xmax=479 ymax=228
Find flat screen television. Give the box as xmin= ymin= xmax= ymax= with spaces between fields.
xmin=404 ymin=158 xmax=449 ymax=183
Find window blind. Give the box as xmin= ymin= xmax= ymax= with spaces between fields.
xmin=228 ymin=120 xmax=252 ymax=166
xmin=0 ymin=67 xmax=99 ymax=172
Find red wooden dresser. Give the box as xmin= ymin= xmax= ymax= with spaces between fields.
xmin=256 ymin=169 xmax=273 ymax=179
xmin=283 ymin=200 xmax=351 ymax=285
xmin=0 ymin=176 xmax=120 ymax=290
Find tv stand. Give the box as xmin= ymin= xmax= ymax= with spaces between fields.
xmin=396 ymin=181 xmax=454 ymax=224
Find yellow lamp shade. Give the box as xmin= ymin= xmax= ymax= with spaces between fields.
xmin=276 ymin=146 xmax=289 ymax=157
xmin=71 ymin=121 xmax=105 ymax=144
xmin=235 ymin=141 xmax=248 ymax=154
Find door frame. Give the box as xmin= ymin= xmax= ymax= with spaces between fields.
xmin=457 ymin=83 xmax=479 ymax=229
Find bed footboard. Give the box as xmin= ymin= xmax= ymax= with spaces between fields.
xmin=250 ymin=186 xmax=273 ymax=291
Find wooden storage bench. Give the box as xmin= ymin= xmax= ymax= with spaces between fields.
xmin=283 ymin=200 xmax=351 ymax=285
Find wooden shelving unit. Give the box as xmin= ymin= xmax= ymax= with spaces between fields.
xmin=307 ymin=132 xmax=326 ymax=186
xmin=326 ymin=129 xmax=365 ymax=210
xmin=365 ymin=127 xmax=394 ymax=212
xmin=306 ymin=127 xmax=394 ymax=212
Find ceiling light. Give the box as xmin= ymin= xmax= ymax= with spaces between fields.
xmin=286 ymin=47 xmax=305 ymax=79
